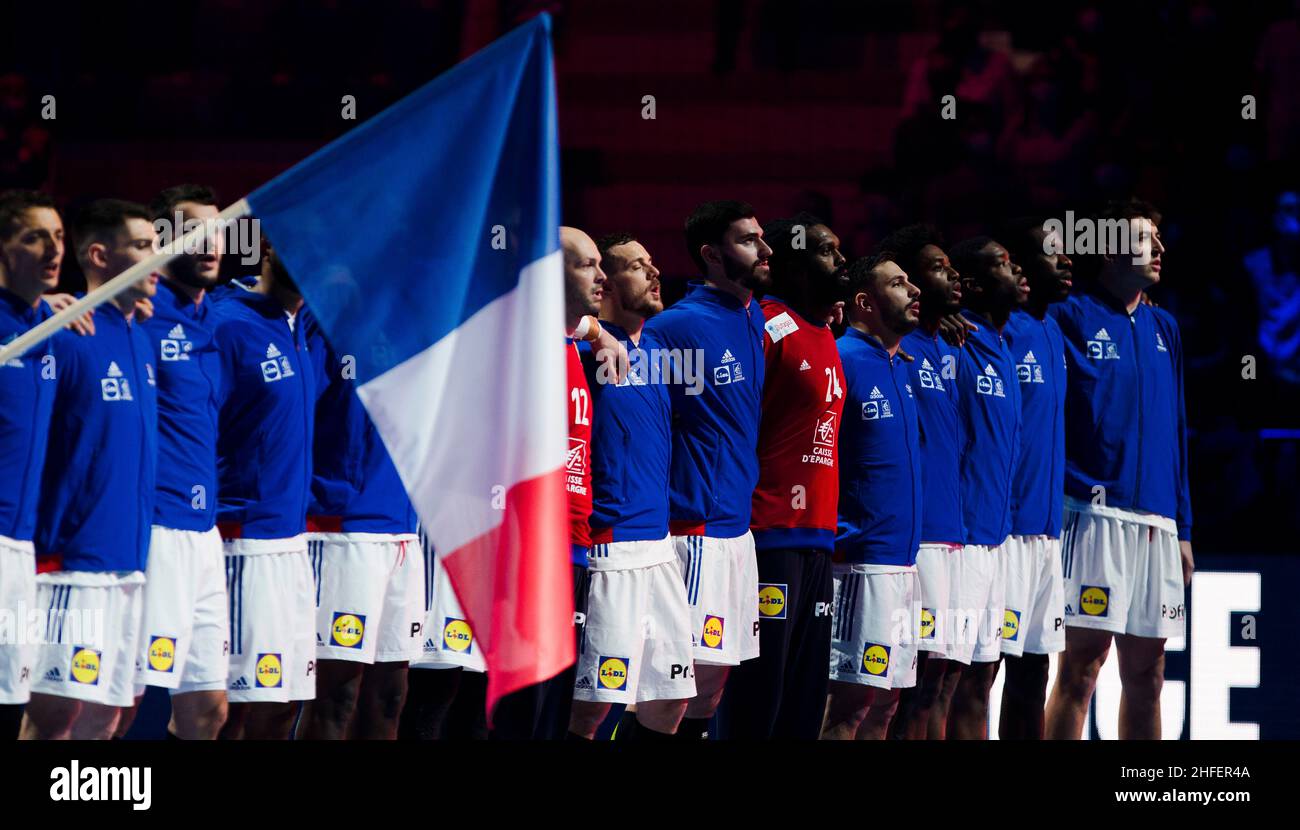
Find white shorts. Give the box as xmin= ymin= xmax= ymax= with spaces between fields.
xmin=951 ymin=543 xmax=1005 ymax=665
xmin=1061 ymin=500 xmax=1185 ymax=640
xmin=674 ymin=532 xmax=760 ymax=666
xmin=136 ymin=526 xmax=229 ymax=693
xmin=411 ymin=528 xmax=485 ymax=673
xmin=829 ymin=564 xmax=919 ymax=690
xmin=0 ymin=535 xmax=36 ymax=704
xmin=309 ymin=532 xmax=424 ymax=664
xmin=30 ymin=571 xmax=145 ymax=708
xmin=224 ymin=537 xmax=316 ymax=703
xmin=573 ymin=541 xmax=696 ymax=704
xmin=914 ymin=543 xmax=958 ymax=659
xmin=1000 ymin=534 xmax=1065 ymax=657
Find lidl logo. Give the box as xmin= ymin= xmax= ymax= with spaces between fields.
xmin=1080 ymin=586 xmax=1109 ymax=617
xmin=701 ymin=615 xmax=724 ymax=650
xmin=148 ymin=635 xmax=177 ymax=672
xmin=70 ymin=648 xmax=101 ymax=685
xmin=1002 ymin=609 xmax=1021 ymax=641
xmin=758 ymin=584 xmax=787 ymax=619
xmin=255 ymin=653 xmax=283 ymax=688
xmin=919 ymin=608 xmax=936 ymax=639
xmin=598 ymin=656 xmax=630 ymax=691
xmin=860 ymin=643 xmax=890 ymax=676
xmin=330 ymin=612 xmax=366 ymax=649
xmin=442 ymin=618 xmax=473 ymax=654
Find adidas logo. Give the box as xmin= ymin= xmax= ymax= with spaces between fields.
xmin=107 ymin=361 xmax=123 ymax=378
xmin=1022 ymin=351 xmax=1037 ymax=363
xmin=984 ymin=364 xmax=998 ymax=376
xmin=1093 ymin=328 xmax=1111 ymax=341
xmin=869 ymin=386 xmax=884 ymax=400
xmin=574 ymin=675 xmax=594 ymax=691
xmin=167 ymin=324 xmax=186 ymax=339
xmin=921 ymin=358 xmax=934 ymax=370
xmin=43 ymin=667 xmax=61 ymax=682
xmin=266 ymin=343 xmax=282 ymax=359
xmin=423 ymin=638 xmax=438 ymax=652
xmin=230 ymin=676 xmax=250 ymax=691
xmin=799 ymin=359 xmax=811 ymax=371
xmin=721 ymin=349 xmax=735 ymax=364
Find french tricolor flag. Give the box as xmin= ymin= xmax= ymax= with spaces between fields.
xmin=246 ymin=15 xmax=571 ymax=717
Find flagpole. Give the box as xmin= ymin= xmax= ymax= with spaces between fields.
xmin=0 ymin=198 xmax=252 ymax=365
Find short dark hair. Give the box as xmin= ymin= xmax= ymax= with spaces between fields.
xmin=684 ymin=199 xmax=755 ymax=273
xmin=1098 ymin=197 xmax=1161 ymax=227
xmin=1073 ymin=197 xmax=1162 ymax=280
xmin=997 ymin=216 xmax=1046 ymax=270
xmin=70 ymin=198 xmax=152 ymax=269
xmin=0 ymin=190 xmax=57 ymax=243
xmin=845 ymin=250 xmax=899 ymax=298
xmin=595 ymin=231 xmax=638 ymax=271
xmin=149 ymin=184 xmax=217 ymax=222
xmin=948 ymin=235 xmax=997 ymax=284
xmin=763 ymin=212 xmax=825 ymax=269
xmin=878 ymin=223 xmax=946 ymax=275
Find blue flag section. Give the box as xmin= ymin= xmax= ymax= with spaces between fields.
xmin=247 ymin=14 xmax=560 ymax=384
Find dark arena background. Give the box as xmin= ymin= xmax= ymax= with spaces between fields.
xmin=3 ymin=0 xmax=1297 ymax=742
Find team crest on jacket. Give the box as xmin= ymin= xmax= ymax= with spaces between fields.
xmin=861 ymin=386 xmax=893 ymax=420
xmin=100 ymin=361 xmax=134 ymax=401
xmin=976 ymin=364 xmax=1006 ymax=397
xmin=260 ymin=342 xmax=295 ymax=382
xmin=713 ymin=348 xmax=744 ymax=385
xmin=160 ymin=324 xmax=193 ymax=361
xmin=917 ymin=358 xmax=945 ymax=391
xmin=1086 ymin=328 xmax=1120 ymax=360
xmin=1016 ymin=351 xmax=1044 ymax=384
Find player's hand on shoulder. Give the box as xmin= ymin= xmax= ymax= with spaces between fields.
xmin=135 ymin=296 xmax=155 ymax=321
xmin=46 ymin=292 xmax=95 ymax=336
xmin=591 ymin=322 xmax=629 ymax=384
xmin=937 ymin=312 xmax=975 ymax=347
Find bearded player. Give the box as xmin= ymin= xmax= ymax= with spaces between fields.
xmin=719 ymin=214 xmax=846 ymax=739
xmin=822 ymin=252 xmax=923 ymax=740
xmin=567 ymin=233 xmax=696 ymax=740
xmin=643 ymin=200 xmax=769 ymax=740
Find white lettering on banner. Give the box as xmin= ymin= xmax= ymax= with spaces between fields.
xmin=986 ymin=571 xmax=1263 ymax=740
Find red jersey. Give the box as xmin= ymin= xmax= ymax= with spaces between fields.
xmin=750 ymin=298 xmax=845 ymax=552
xmin=566 ymin=339 xmax=593 ymax=554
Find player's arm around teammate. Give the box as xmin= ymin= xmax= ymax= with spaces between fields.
xmin=126 ymin=185 xmax=231 ymax=740
xmin=887 ymin=226 xmax=968 ymax=739
xmin=719 ymin=214 xmax=847 ymax=740
xmin=567 ymin=233 xmax=696 ymax=740
xmin=943 ymin=236 xmax=1028 ymax=740
xmin=20 ymin=200 xmax=160 ymax=740
xmin=210 ymin=239 xmax=318 ymax=740
xmin=0 ymin=192 xmax=62 ymax=739
xmin=821 ymin=253 xmax=924 ymax=740
xmin=641 ymin=201 xmax=771 ymax=739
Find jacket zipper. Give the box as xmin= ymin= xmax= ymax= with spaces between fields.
xmin=1131 ymin=312 xmax=1142 ymax=507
